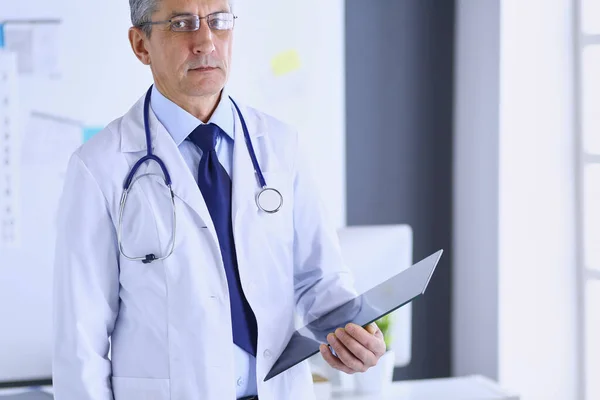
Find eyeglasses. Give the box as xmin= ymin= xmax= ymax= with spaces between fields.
xmin=139 ymin=12 xmax=237 ymax=32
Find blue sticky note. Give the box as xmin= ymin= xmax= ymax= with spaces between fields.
xmin=83 ymin=126 xmax=103 ymax=143
xmin=0 ymin=24 xmax=5 ymax=48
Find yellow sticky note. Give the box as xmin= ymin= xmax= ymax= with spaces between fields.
xmin=271 ymin=49 xmax=301 ymax=77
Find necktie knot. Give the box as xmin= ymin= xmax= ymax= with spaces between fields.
xmin=189 ymin=123 xmax=220 ymax=152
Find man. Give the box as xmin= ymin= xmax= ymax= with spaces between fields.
xmin=52 ymin=0 xmax=386 ymax=398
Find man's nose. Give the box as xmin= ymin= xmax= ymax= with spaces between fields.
xmin=192 ymin=21 xmax=216 ymax=54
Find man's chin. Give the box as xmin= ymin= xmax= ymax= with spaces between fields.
xmin=182 ymin=80 xmax=225 ymax=98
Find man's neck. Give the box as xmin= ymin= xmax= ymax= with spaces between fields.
xmin=155 ymin=85 xmax=222 ymax=123
xmin=179 ymin=92 xmax=221 ymax=123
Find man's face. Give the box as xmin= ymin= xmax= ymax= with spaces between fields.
xmin=142 ymin=0 xmax=233 ymax=100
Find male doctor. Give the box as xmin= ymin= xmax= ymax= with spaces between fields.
xmin=52 ymin=0 xmax=386 ymax=398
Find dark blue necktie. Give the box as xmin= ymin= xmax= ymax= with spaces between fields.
xmin=188 ymin=123 xmax=258 ymax=356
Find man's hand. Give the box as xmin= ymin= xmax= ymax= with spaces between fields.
xmin=319 ymin=322 xmax=386 ymax=374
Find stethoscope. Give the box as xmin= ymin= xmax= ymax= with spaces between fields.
xmin=118 ymin=86 xmax=283 ymax=264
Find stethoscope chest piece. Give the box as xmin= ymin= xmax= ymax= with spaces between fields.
xmin=256 ymin=187 xmax=283 ymax=214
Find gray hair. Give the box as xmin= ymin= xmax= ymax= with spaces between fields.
xmin=130 ymin=0 xmax=235 ymax=37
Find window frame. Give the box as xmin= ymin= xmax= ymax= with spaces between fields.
xmin=575 ymin=1 xmax=600 ymax=399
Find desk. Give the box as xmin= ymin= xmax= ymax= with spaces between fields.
xmin=0 ymin=389 xmax=52 ymax=399
xmin=0 ymin=376 xmax=518 ymax=400
xmin=331 ymin=375 xmax=519 ymax=400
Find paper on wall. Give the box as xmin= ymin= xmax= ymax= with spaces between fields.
xmin=0 ymin=50 xmax=21 ymax=247
xmin=1 ymin=20 xmax=62 ymax=78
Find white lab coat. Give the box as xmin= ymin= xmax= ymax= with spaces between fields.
xmin=52 ymin=94 xmax=357 ymax=400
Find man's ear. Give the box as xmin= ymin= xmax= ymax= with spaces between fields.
xmin=128 ymin=27 xmax=151 ymax=65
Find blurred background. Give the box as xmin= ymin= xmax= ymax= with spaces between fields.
xmin=0 ymin=0 xmax=596 ymax=399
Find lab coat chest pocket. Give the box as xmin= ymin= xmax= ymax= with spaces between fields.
xmin=112 ymin=377 xmax=170 ymax=400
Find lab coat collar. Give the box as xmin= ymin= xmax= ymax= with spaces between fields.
xmin=150 ymin=85 xmax=236 ymax=145
xmin=120 ymin=89 xmax=264 ymax=154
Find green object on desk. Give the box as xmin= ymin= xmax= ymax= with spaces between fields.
xmin=375 ymin=314 xmax=393 ymax=350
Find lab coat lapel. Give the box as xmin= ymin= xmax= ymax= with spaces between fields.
xmin=232 ymin=103 xmax=265 ymax=227
xmin=120 ymin=96 xmax=219 ymax=245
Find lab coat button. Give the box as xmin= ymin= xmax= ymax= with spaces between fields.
xmin=237 ymin=377 xmax=244 ymax=387
xmin=263 ymin=349 xmax=272 ymax=359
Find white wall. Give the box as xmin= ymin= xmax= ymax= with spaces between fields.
xmin=498 ymin=1 xmax=578 ymax=399
xmin=454 ymin=0 xmax=578 ymax=399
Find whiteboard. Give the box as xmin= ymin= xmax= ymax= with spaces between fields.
xmin=0 ymin=0 xmax=345 ymax=383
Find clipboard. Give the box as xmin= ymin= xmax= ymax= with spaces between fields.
xmin=264 ymin=249 xmax=443 ymax=381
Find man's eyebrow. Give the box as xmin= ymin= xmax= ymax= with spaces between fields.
xmin=168 ymin=11 xmax=195 ymax=18
xmin=167 ymin=10 xmax=230 ymax=18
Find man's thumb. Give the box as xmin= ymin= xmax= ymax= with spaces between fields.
xmin=366 ymin=322 xmax=382 ymax=337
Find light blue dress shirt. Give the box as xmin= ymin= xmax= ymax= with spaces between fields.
xmin=151 ymin=86 xmax=258 ymax=398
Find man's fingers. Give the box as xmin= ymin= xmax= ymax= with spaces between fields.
xmin=327 ymin=332 xmax=366 ymax=372
xmin=334 ymin=328 xmax=377 ymax=368
xmin=319 ymin=344 xmax=354 ymax=374
xmin=365 ymin=322 xmax=383 ymax=338
xmin=345 ymin=323 xmax=386 ymax=358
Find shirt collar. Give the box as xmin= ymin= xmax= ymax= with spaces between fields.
xmin=150 ymin=85 xmax=235 ymax=146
